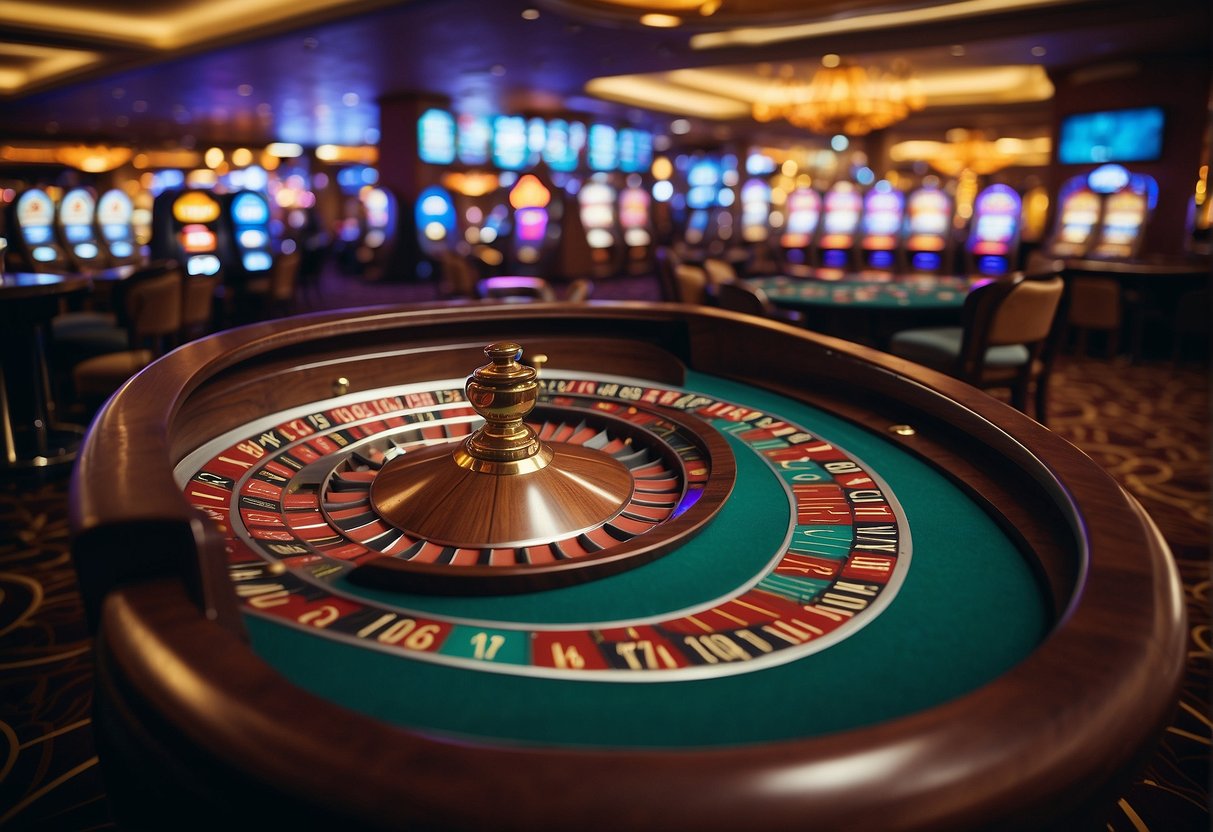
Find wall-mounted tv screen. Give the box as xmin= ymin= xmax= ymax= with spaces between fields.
xmin=1058 ymin=106 xmax=1164 ymax=165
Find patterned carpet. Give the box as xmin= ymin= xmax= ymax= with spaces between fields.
xmin=0 ymin=280 xmax=1207 ymax=829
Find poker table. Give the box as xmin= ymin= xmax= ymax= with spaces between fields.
xmin=746 ymin=274 xmax=972 ymax=346
xmin=69 ymin=302 xmax=1185 ymax=831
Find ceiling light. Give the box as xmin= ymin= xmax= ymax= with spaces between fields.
xmin=267 ymin=142 xmax=303 ymax=158
xmin=753 ymin=60 xmax=925 ymax=136
xmin=640 ymin=14 xmax=681 ymax=27
xmin=521 ymin=8 xmax=539 ymax=19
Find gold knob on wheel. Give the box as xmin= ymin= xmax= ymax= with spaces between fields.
xmin=456 ymin=343 xmax=554 ymax=473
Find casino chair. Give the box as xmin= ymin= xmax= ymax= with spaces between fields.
xmin=564 ymin=277 xmax=594 ymax=302
xmin=702 ymin=257 xmax=738 ymax=287
xmin=242 ymin=249 xmax=301 ymax=320
xmin=1065 ymin=276 xmax=1123 ymax=358
xmin=50 ymin=259 xmax=182 ymax=367
xmin=888 ymin=266 xmax=1067 ymax=423
xmin=438 ymin=250 xmax=479 ymax=299
xmin=70 ymin=264 xmax=184 ymax=410
xmin=653 ymin=247 xmax=681 ymax=302
xmin=180 ymin=272 xmax=222 ymax=343
xmin=672 ymin=263 xmax=710 ymax=305
xmin=714 ymin=280 xmax=804 ymax=326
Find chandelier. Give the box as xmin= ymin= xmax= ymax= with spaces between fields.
xmin=927 ymin=129 xmax=1017 ymax=177
xmin=753 ymin=57 xmax=926 ymax=136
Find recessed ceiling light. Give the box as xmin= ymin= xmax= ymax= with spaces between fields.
xmin=1030 ymin=45 xmax=1047 ymax=56
xmin=521 ymin=8 xmax=539 ymax=20
xmin=640 ymin=13 xmax=681 ymax=27
xmin=822 ymin=53 xmax=841 ymax=68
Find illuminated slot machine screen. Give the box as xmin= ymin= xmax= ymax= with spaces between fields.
xmin=1051 ymin=185 xmax=1101 ymax=257
xmin=492 ymin=116 xmax=529 ymax=171
xmin=361 ymin=188 xmax=396 ymax=251
xmin=905 ymin=187 xmax=951 ymax=273
xmin=685 ymin=159 xmax=721 ymax=246
xmin=543 ymin=120 xmax=578 ymax=173
xmin=59 ymin=188 xmax=102 ymax=265
xmin=230 ymin=191 xmax=273 ymax=273
xmin=967 ymin=184 xmax=1022 ymax=276
xmin=579 ymin=181 xmax=618 ymax=250
xmin=817 ymin=183 xmax=862 ymax=272
xmin=588 ymin=124 xmax=619 ymax=173
xmin=1086 ymin=166 xmax=1157 ymax=259
xmin=618 ymin=186 xmax=652 ymax=248
xmin=781 ymin=188 xmax=821 ymax=259
xmin=96 ymin=189 xmax=137 ymax=261
xmin=415 ymin=185 xmax=456 ymax=258
xmin=418 ymin=109 xmax=457 ymax=166
xmin=740 ymin=180 xmax=771 ymax=243
xmin=509 ymin=174 xmax=552 ymax=265
xmin=15 ymin=189 xmax=61 ymax=265
xmin=172 ymin=190 xmax=223 ymax=276
xmin=1090 ymin=190 xmax=1148 ymax=259
xmin=457 ymin=115 xmax=492 ymax=166
xmin=617 ymin=128 xmax=652 ymax=175
xmin=859 ymin=183 xmax=905 ymax=271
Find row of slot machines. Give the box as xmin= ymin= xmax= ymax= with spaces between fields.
xmin=772 ymin=181 xmax=1023 ymax=279
xmin=1039 ymin=163 xmax=1156 ymax=261
xmin=413 ymin=173 xmax=657 ymax=280
xmin=5 ymin=186 xmax=145 ymax=273
xmin=4 ymin=185 xmax=281 ymax=287
xmin=148 ymin=187 xmax=276 ymax=283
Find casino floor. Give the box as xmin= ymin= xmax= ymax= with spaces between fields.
xmin=0 ymin=263 xmax=1208 ymax=831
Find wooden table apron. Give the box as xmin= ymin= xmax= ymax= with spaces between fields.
xmin=69 ymin=301 xmax=1186 ymax=832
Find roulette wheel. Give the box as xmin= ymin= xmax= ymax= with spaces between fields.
xmin=69 ymin=302 xmax=1185 ymax=831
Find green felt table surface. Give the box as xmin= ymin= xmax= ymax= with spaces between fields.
xmin=248 ymin=370 xmax=1048 ymax=749
xmin=749 ymin=276 xmax=971 ymax=310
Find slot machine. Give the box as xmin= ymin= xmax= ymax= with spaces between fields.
xmin=617 ymin=180 xmax=654 ymax=275
xmin=779 ymin=187 xmax=821 ymax=270
xmin=7 ymin=188 xmax=71 ymax=272
xmin=415 ymin=185 xmax=457 ymax=262
xmin=684 ymin=158 xmax=722 ymax=251
xmin=1085 ymin=165 xmax=1157 ymax=260
xmin=57 ymin=187 xmax=106 ymax=271
xmin=223 ymin=190 xmax=274 ymax=281
xmin=152 ymin=188 xmax=224 ymax=277
xmin=94 ymin=188 xmax=142 ymax=266
xmin=1044 ymin=175 xmax=1102 ymax=258
xmin=813 ymin=181 xmax=863 ymax=279
xmin=578 ymin=178 xmax=621 ymax=277
xmin=902 ymin=185 xmax=954 ymax=275
xmin=357 ymin=187 xmax=400 ymax=280
xmin=857 ymin=181 xmax=905 ymax=276
xmin=965 ymin=184 xmax=1022 ymax=277
xmin=740 ymin=179 xmax=771 ymax=244
xmin=508 ymin=172 xmax=560 ymax=275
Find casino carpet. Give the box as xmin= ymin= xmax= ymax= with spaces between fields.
xmin=0 ymin=272 xmax=1207 ymax=830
